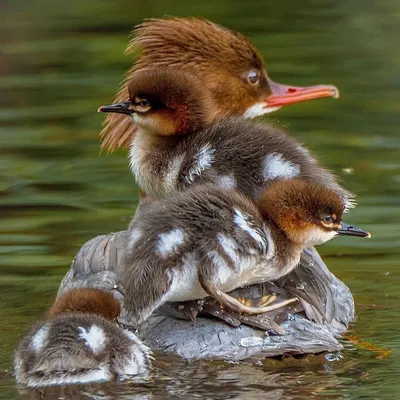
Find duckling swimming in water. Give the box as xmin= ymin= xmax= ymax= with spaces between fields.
xmin=14 ymin=288 xmax=152 ymax=387
xmin=123 ymin=180 xmax=369 ymax=325
xmin=99 ymin=69 xmax=353 ymax=209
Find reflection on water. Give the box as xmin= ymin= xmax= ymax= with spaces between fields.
xmin=1 ymin=0 xmax=399 ymax=399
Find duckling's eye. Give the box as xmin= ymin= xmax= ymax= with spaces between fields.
xmin=323 ymin=215 xmax=334 ymax=224
xmin=137 ymin=99 xmax=150 ymax=108
xmin=247 ymin=71 xmax=260 ymax=85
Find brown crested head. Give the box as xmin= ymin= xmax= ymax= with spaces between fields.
xmin=128 ymin=69 xmax=211 ymax=135
xmin=100 ymin=17 xmax=339 ymax=150
xmin=48 ymin=288 xmax=121 ymax=321
xmin=99 ymin=69 xmax=211 ymax=136
xmin=258 ymin=179 xmax=370 ymax=246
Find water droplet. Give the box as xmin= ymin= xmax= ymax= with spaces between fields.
xmin=286 ymin=313 xmax=295 ymax=321
xmin=325 ymin=352 xmax=343 ymax=362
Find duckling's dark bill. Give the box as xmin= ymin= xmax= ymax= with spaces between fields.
xmin=337 ymin=222 xmax=371 ymax=238
xmin=98 ymin=101 xmax=132 ymax=115
xmin=265 ymin=79 xmax=339 ymax=108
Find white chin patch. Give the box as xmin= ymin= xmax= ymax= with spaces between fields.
xmin=302 ymin=227 xmax=338 ymax=246
xmin=243 ymin=103 xmax=281 ymax=118
xmin=30 ymin=325 xmax=50 ymax=352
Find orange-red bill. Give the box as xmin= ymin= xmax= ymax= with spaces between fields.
xmin=265 ymin=78 xmax=339 ymax=108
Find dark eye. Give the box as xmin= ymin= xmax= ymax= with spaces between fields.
xmin=323 ymin=215 xmax=334 ymax=224
xmin=137 ymin=99 xmax=150 ymax=108
xmin=247 ymin=71 xmax=260 ymax=85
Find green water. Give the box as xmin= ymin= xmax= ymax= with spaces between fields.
xmin=1 ymin=0 xmax=399 ymax=398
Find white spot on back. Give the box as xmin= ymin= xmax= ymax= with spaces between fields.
xmin=263 ymin=152 xmax=300 ymax=180
xmin=217 ymin=174 xmax=236 ymax=189
xmin=164 ymin=153 xmax=186 ymax=191
xmin=243 ymin=103 xmax=280 ymax=118
xmin=217 ymin=233 xmax=239 ymax=263
xmin=233 ymin=208 xmax=267 ymax=253
xmin=78 ymin=325 xmax=106 ymax=355
xmin=156 ymin=228 xmax=185 ymax=259
xmin=30 ymin=325 xmax=49 ymax=352
xmin=186 ymin=143 xmax=215 ymax=183
xmin=208 ymin=251 xmax=232 ymax=285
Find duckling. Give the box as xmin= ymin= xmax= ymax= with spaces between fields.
xmin=14 ymin=288 xmax=152 ymax=387
xmin=101 ymin=17 xmax=339 ymax=151
xmin=123 ymin=180 xmax=369 ymax=325
xmin=99 ymin=69 xmax=353 ymax=209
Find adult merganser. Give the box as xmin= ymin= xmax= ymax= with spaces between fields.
xmin=14 ymin=288 xmax=151 ymax=387
xmin=99 ymin=69 xmax=352 ymax=209
xmin=123 ymin=181 xmax=369 ymax=325
xmin=100 ymin=17 xmax=339 ymax=151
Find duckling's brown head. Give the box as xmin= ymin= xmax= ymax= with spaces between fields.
xmin=100 ymin=17 xmax=339 ymax=150
xmin=258 ymin=179 xmax=370 ymax=247
xmin=48 ymin=288 xmax=121 ymax=321
xmin=99 ymin=69 xmax=212 ymax=136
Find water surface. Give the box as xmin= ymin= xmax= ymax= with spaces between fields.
xmin=1 ymin=0 xmax=399 ymax=398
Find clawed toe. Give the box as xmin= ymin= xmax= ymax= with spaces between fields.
xmin=236 ymin=294 xmax=276 ymax=308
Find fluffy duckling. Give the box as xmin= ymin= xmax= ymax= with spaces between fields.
xmin=101 ymin=17 xmax=338 ymax=150
xmin=99 ymin=69 xmax=352 ymax=209
xmin=123 ymin=180 xmax=369 ymax=325
xmin=14 ymin=288 xmax=152 ymax=387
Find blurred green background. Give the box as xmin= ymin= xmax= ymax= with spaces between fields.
xmin=1 ymin=0 xmax=399 ymax=399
